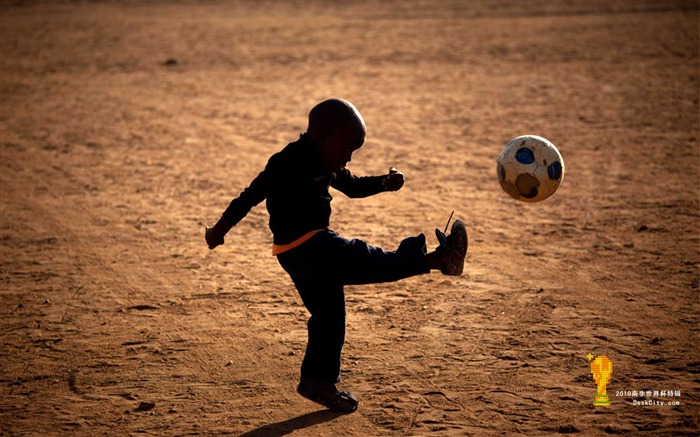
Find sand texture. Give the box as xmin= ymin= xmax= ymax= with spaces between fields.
xmin=1 ymin=1 xmax=698 ymax=435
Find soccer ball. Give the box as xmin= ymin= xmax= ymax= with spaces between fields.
xmin=496 ymin=135 xmax=565 ymax=202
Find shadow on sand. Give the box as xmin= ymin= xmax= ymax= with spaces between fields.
xmin=238 ymin=410 xmax=348 ymax=437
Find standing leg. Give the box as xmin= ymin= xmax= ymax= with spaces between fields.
xmin=290 ymin=275 xmax=346 ymax=384
xmin=287 ymin=273 xmax=358 ymax=412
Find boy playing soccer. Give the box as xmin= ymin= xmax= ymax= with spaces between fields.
xmin=205 ymin=98 xmax=467 ymax=413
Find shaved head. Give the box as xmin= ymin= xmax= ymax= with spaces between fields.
xmin=306 ymin=99 xmax=367 ymax=172
xmin=307 ymin=98 xmax=366 ymax=142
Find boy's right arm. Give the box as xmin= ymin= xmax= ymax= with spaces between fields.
xmin=205 ymin=167 xmax=270 ymax=250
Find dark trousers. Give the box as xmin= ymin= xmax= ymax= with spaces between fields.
xmin=277 ymin=230 xmax=430 ymax=383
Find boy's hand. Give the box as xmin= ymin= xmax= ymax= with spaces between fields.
xmin=205 ymin=226 xmax=225 ymax=250
xmin=205 ymin=216 xmax=233 ymax=250
xmin=382 ymin=167 xmax=404 ymax=191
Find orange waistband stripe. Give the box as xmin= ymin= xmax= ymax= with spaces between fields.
xmin=272 ymin=229 xmax=326 ymax=256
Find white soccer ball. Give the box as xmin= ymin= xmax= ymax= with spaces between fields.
xmin=496 ymin=135 xmax=565 ymax=202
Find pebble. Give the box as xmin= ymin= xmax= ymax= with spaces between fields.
xmin=135 ymin=401 xmax=156 ymax=412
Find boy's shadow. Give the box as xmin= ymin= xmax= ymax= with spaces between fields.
xmin=238 ymin=410 xmax=347 ymax=437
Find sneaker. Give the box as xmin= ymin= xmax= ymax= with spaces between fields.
xmin=435 ymin=219 xmax=468 ymax=276
xmin=297 ymin=379 xmax=359 ymax=413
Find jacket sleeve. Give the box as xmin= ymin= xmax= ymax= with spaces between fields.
xmin=331 ymin=168 xmax=386 ymax=198
xmin=221 ymin=167 xmax=269 ymax=226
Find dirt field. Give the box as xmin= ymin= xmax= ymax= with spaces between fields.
xmin=1 ymin=1 xmax=698 ymax=435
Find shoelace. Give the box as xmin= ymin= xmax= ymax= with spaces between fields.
xmin=443 ymin=210 xmax=455 ymax=235
xmin=435 ymin=210 xmax=455 ymax=248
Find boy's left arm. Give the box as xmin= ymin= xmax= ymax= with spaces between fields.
xmin=332 ymin=167 xmax=404 ymax=198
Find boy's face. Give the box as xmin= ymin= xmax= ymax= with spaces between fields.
xmin=320 ymin=125 xmax=366 ymax=173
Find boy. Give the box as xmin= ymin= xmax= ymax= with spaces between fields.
xmin=205 ymin=98 xmax=467 ymax=413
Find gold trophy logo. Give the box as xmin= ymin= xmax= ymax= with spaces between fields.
xmin=587 ymin=354 xmax=612 ymax=406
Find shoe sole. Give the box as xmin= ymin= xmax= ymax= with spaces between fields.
xmin=447 ymin=220 xmax=468 ymax=276
xmin=297 ymin=384 xmax=359 ymax=413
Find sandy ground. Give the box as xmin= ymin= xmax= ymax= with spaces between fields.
xmin=1 ymin=1 xmax=698 ymax=435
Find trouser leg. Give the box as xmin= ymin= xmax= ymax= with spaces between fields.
xmin=331 ymin=233 xmax=430 ymax=285
xmin=290 ymin=274 xmax=345 ymax=384
xmin=277 ymin=231 xmax=430 ymax=384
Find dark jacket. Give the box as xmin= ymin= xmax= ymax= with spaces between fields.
xmin=222 ymin=134 xmax=387 ymax=245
